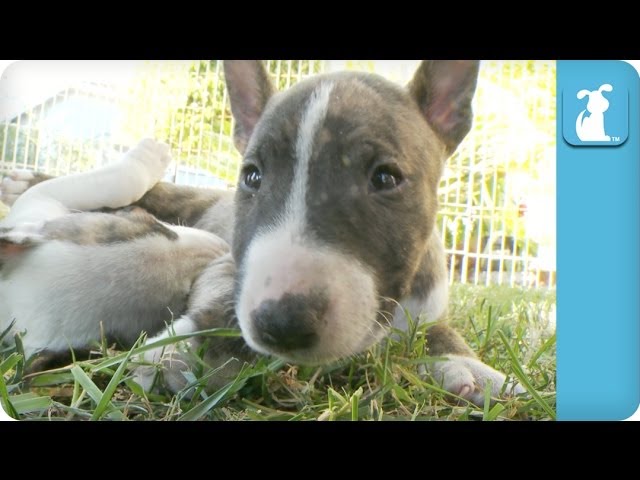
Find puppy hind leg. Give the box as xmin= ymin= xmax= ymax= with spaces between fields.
xmin=10 ymin=139 xmax=172 ymax=216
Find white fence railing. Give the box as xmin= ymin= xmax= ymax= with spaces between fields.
xmin=0 ymin=60 xmax=556 ymax=288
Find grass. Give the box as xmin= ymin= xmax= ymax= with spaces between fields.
xmin=0 ymin=284 xmax=556 ymax=421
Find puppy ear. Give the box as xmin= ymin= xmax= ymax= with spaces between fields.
xmin=577 ymin=89 xmax=591 ymax=99
xmin=223 ymin=60 xmax=276 ymax=154
xmin=407 ymin=60 xmax=480 ymax=156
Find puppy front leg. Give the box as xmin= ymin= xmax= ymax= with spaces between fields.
xmin=185 ymin=254 xmax=253 ymax=391
xmin=404 ymin=234 xmax=525 ymax=406
xmin=133 ymin=315 xmax=202 ymax=394
xmin=134 ymin=254 xmax=251 ymax=394
xmin=426 ymin=323 xmax=525 ymax=405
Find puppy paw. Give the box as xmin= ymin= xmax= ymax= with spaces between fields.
xmin=0 ymin=221 xmax=46 ymax=253
xmin=123 ymin=138 xmax=172 ymax=186
xmin=133 ymin=342 xmax=193 ymax=394
xmin=132 ymin=316 xmax=198 ymax=395
xmin=1 ymin=170 xmax=35 ymax=206
xmin=430 ymin=354 xmax=526 ymax=406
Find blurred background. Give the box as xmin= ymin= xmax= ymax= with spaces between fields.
xmin=0 ymin=60 xmax=556 ymax=289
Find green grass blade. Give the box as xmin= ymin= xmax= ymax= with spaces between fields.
xmin=483 ymin=305 xmax=494 ymax=350
xmin=0 ymin=369 xmax=19 ymax=419
xmin=327 ymin=387 xmax=347 ymax=405
xmin=124 ymin=378 xmax=147 ymax=398
xmin=29 ymin=372 xmax=75 ymax=387
xmin=70 ymin=365 xmax=104 ymax=403
xmin=380 ymin=339 xmax=393 ymax=386
xmin=0 ymin=353 xmax=22 ymax=375
xmin=498 ymin=330 xmax=556 ymax=420
xmin=10 ymin=392 xmax=52 ymax=415
xmin=392 ymin=384 xmax=412 ymax=404
xmin=0 ymin=320 xmax=16 ymax=343
xmin=178 ymin=375 xmax=246 ymax=421
xmin=92 ymin=328 xmax=241 ymax=372
xmin=12 ymin=333 xmax=25 ymax=382
xmin=486 ymin=403 xmax=506 ymax=421
xmin=351 ymin=387 xmax=363 ymax=421
xmin=70 ymin=365 xmax=124 ymax=421
xmin=482 ymin=382 xmax=492 ymax=420
xmin=528 ymin=332 xmax=556 ymax=368
xmin=91 ymin=340 xmax=140 ymax=421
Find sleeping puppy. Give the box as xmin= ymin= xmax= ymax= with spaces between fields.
xmin=1 ymin=60 xmax=525 ymax=405
xmin=0 ymin=140 xmax=229 ymax=365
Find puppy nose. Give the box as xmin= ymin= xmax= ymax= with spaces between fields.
xmin=251 ymin=293 xmax=327 ymax=351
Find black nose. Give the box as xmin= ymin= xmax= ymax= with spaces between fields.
xmin=250 ymin=292 xmax=327 ymax=352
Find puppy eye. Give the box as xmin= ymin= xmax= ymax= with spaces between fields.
xmin=240 ymin=164 xmax=262 ymax=193
xmin=370 ymin=164 xmax=404 ymax=192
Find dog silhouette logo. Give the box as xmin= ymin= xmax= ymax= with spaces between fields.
xmin=575 ymin=84 xmax=613 ymax=141
xmin=561 ymin=61 xmax=631 ymax=147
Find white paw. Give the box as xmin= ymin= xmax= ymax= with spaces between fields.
xmin=132 ymin=365 xmax=159 ymax=393
xmin=132 ymin=316 xmax=197 ymax=394
xmin=0 ymin=221 xmax=45 ymax=246
xmin=1 ymin=170 xmax=35 ymax=206
xmin=7 ymin=170 xmax=35 ymax=182
xmin=430 ymin=354 xmax=526 ymax=406
xmin=133 ymin=342 xmax=192 ymax=394
xmin=123 ymin=138 xmax=172 ymax=185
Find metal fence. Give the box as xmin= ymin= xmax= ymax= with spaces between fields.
xmin=0 ymin=60 xmax=556 ymax=288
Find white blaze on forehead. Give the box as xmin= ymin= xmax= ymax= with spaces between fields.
xmin=286 ymin=81 xmax=335 ymax=233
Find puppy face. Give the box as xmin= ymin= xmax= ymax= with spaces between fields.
xmin=227 ymin=61 xmax=479 ymax=364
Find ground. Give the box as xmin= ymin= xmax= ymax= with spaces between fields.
xmin=0 ymin=282 xmax=556 ymax=421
